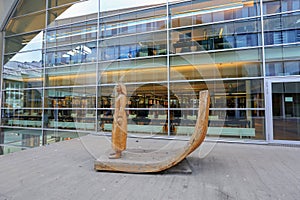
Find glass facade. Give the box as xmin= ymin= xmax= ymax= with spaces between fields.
xmin=1 ymin=0 xmax=300 ymax=154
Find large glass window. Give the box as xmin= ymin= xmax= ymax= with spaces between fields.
xmin=13 ymin=0 xmax=46 ymax=17
xmin=265 ymin=44 xmax=300 ymax=76
xmin=44 ymin=87 xmax=96 ymax=108
xmin=1 ymin=129 xmax=42 ymax=153
xmin=3 ymin=50 xmax=44 ymax=89
xmin=170 ymin=0 xmax=260 ymax=28
xmin=45 ymin=41 xmax=97 ymax=67
xmin=264 ymin=0 xmax=300 ymax=14
xmin=266 ymin=61 xmax=300 ymax=76
xmin=6 ymin=0 xmax=300 ymax=153
xmin=99 ymin=31 xmax=167 ymax=61
xmin=44 ymin=130 xmax=81 ymax=145
xmin=282 ymin=0 xmax=300 ymax=11
xmin=272 ymin=82 xmax=300 ymax=141
xmin=5 ymin=31 xmax=43 ymax=54
xmin=168 ymin=80 xmax=265 ymax=139
xmin=170 ymin=48 xmax=262 ymax=80
xmin=2 ymin=88 xmax=42 ymax=110
xmin=5 ymin=12 xmax=46 ymax=36
xmin=48 ymin=0 xmax=80 ymax=8
xmin=264 ymin=12 xmax=300 ymax=45
xmin=45 ymin=64 xmax=96 ymax=87
xmin=99 ymin=57 xmax=167 ymax=85
xmin=47 ymin=20 xmax=97 ymax=47
xmin=171 ymin=18 xmax=261 ymax=53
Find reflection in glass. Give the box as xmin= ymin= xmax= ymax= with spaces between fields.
xmin=45 ymin=42 xmax=97 ymax=67
xmin=1 ymin=109 xmax=43 ymax=128
xmin=263 ymin=0 xmax=281 ymax=14
xmin=264 ymin=12 xmax=300 ymax=45
xmin=45 ymin=109 xmax=96 ymax=131
xmin=272 ymin=82 xmax=300 ymax=141
xmin=170 ymin=0 xmax=259 ymax=28
xmin=99 ymin=57 xmax=167 ymax=84
xmin=44 ymin=87 xmax=96 ymax=108
xmin=48 ymin=0 xmax=81 ymax=8
xmin=47 ymin=20 xmax=97 ymax=47
xmin=45 ymin=64 xmax=96 ymax=87
xmin=5 ymin=31 xmax=43 ymax=54
xmin=44 ymin=130 xmax=81 ymax=145
xmin=100 ymin=0 xmax=166 ymax=12
xmin=170 ymin=49 xmax=262 ymax=80
xmin=2 ymin=88 xmax=42 ymax=109
xmin=171 ymin=18 xmax=260 ymax=53
xmin=13 ymin=0 xmax=46 ymax=17
xmin=48 ymin=5 xmax=74 ymax=25
xmin=265 ymin=45 xmax=300 ymax=76
xmin=5 ymin=12 xmax=46 ymax=36
xmin=0 ymin=0 xmax=287 ymax=146
xmin=3 ymin=50 xmax=44 ymax=90
xmin=167 ymin=79 xmax=265 ymax=139
xmin=2 ymin=129 xmax=42 ymax=151
xmin=3 ymin=66 xmax=43 ymax=89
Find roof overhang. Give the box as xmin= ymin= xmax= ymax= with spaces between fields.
xmin=0 ymin=0 xmax=19 ymax=31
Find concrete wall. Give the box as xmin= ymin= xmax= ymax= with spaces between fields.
xmin=0 ymin=0 xmax=18 ymax=31
xmin=0 ymin=31 xmax=3 ymax=67
xmin=0 ymin=31 xmax=3 ymax=152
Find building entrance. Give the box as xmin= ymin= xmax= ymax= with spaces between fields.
xmin=266 ymin=78 xmax=300 ymax=143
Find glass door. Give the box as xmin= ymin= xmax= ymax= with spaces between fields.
xmin=266 ymin=79 xmax=300 ymax=142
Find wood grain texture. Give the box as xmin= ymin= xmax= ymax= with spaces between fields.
xmin=94 ymin=90 xmax=210 ymax=173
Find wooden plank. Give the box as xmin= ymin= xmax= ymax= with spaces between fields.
xmin=94 ymin=90 xmax=210 ymax=173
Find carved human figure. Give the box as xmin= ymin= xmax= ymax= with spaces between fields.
xmin=109 ymin=83 xmax=127 ymax=159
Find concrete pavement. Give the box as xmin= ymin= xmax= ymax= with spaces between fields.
xmin=0 ymin=135 xmax=299 ymax=200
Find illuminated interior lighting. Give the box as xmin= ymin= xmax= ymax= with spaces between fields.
xmin=101 ymin=15 xmax=166 ymax=31
xmin=48 ymin=28 xmax=97 ymax=41
xmin=14 ymin=59 xmax=253 ymax=83
xmin=171 ymin=1 xmax=252 ymax=19
xmin=219 ymin=28 xmax=223 ymax=38
xmin=62 ymin=45 xmax=92 ymax=57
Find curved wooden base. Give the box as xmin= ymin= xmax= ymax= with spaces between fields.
xmin=94 ymin=90 xmax=210 ymax=173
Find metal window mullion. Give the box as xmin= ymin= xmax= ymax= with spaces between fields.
xmin=260 ymin=0 xmax=271 ymax=142
xmin=0 ymin=31 xmax=6 ymax=127
xmin=167 ymin=0 xmax=171 ymax=137
xmin=41 ymin=0 xmax=50 ymax=145
xmin=95 ymin=0 xmax=101 ymax=134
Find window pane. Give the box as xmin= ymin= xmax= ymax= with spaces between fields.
xmin=44 ymin=130 xmax=80 ymax=144
xmin=169 ymin=80 xmax=265 ymax=139
xmin=5 ymin=31 xmax=43 ymax=54
xmin=45 ymin=109 xmax=96 ymax=131
xmin=5 ymin=12 xmax=46 ymax=36
xmin=263 ymin=0 xmax=281 ymax=14
xmin=45 ymin=64 xmax=96 ymax=87
xmin=13 ymin=0 xmax=46 ymax=17
xmin=44 ymin=87 xmax=96 ymax=108
xmin=284 ymin=61 xmax=300 ymax=75
xmin=47 ymin=5 xmax=73 ymax=25
xmin=282 ymin=0 xmax=300 ymax=12
xmin=99 ymin=57 xmax=167 ymax=84
xmin=1 ymin=109 xmax=43 ymax=128
xmin=171 ymin=0 xmax=260 ymax=28
xmin=3 ymin=51 xmax=43 ymax=88
xmin=45 ymin=42 xmax=97 ymax=67
xmin=2 ymin=88 xmax=43 ymax=109
xmin=48 ymin=0 xmax=81 ymax=8
xmin=1 ymin=129 xmax=42 ymax=150
xmin=170 ymin=48 xmax=262 ymax=80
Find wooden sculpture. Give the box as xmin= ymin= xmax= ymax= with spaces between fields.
xmin=109 ymin=83 xmax=127 ymax=159
xmin=94 ymin=90 xmax=210 ymax=173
